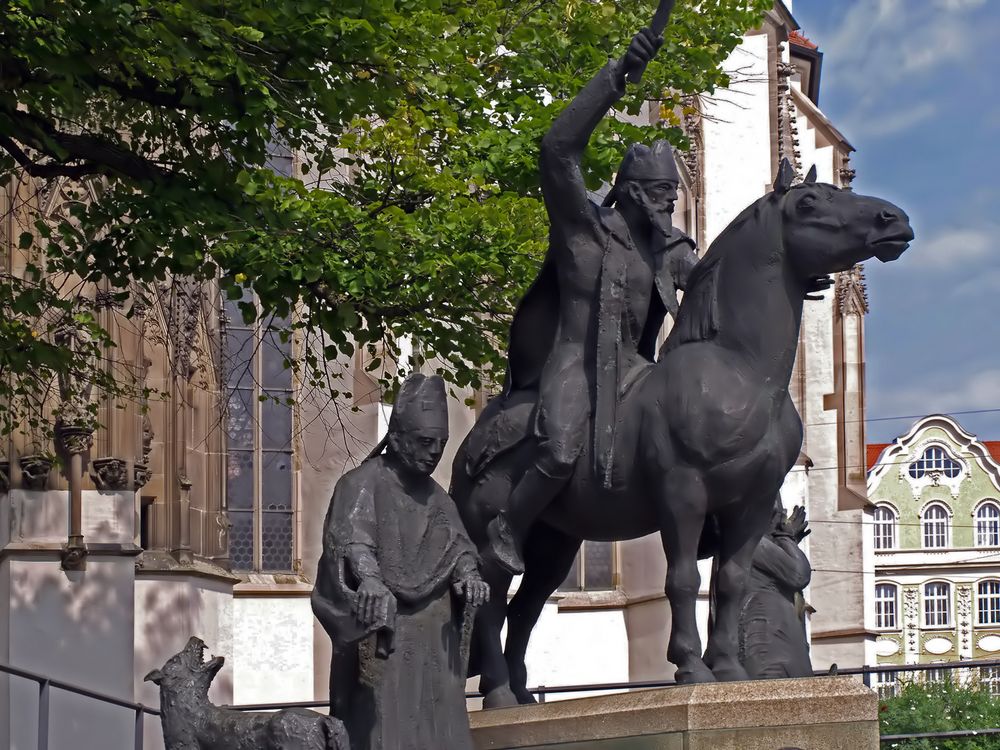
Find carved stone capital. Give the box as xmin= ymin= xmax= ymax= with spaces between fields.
xmin=134 ymin=463 xmax=152 ymax=490
xmin=55 ymin=423 xmax=95 ymax=456
xmin=90 ymin=457 xmax=131 ymax=492
xmin=19 ymin=454 xmax=53 ymax=490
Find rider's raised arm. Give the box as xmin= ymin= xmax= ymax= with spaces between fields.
xmin=539 ymin=58 xmax=628 ymax=228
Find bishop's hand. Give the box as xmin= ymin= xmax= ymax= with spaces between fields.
xmin=453 ymin=576 xmax=491 ymax=607
xmin=621 ymin=28 xmax=664 ymax=86
xmin=355 ymin=576 xmax=394 ymax=629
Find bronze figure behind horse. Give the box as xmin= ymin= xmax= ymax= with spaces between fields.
xmin=450 ymin=162 xmax=913 ymax=707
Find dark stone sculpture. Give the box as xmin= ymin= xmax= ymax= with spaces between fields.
xmin=736 ymin=502 xmax=813 ymax=679
xmin=145 ymin=636 xmax=349 ymax=750
xmin=312 ymin=373 xmax=489 ymax=750
xmin=449 ymin=13 xmax=914 ymax=706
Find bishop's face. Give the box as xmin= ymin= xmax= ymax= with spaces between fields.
xmin=388 ymin=426 xmax=449 ymax=477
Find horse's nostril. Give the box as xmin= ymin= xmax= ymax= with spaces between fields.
xmin=878 ymin=209 xmax=897 ymax=226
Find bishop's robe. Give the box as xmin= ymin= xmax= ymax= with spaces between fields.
xmin=312 ymin=456 xmax=480 ymax=750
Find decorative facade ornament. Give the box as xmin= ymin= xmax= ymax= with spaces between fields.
xmin=679 ymin=95 xmax=703 ymax=184
xmin=0 ymin=459 xmax=10 ymax=493
xmin=775 ymin=50 xmax=802 ymax=179
xmin=835 ymin=264 xmax=870 ymax=317
xmin=90 ymin=457 xmax=130 ymax=491
xmin=900 ymin=438 xmax=968 ymax=499
xmin=903 ymin=587 xmax=920 ymax=655
xmin=134 ymin=464 xmax=152 ymax=490
xmin=19 ymin=454 xmax=53 ymax=490
xmin=160 ymin=278 xmax=204 ymax=381
xmin=957 ymin=584 xmax=973 ymax=653
xmin=53 ymin=318 xmax=97 ymax=438
xmin=838 ymin=155 xmax=856 ymax=189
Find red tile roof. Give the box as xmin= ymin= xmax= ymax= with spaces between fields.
xmin=789 ymin=30 xmax=818 ymax=50
xmin=867 ymin=441 xmax=1000 ymax=471
xmin=867 ymin=443 xmax=890 ymax=471
xmin=986 ymin=442 xmax=1000 ymax=464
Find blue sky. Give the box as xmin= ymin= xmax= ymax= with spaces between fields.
xmin=792 ymin=0 xmax=1000 ymax=443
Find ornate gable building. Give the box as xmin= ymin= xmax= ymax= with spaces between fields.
xmin=868 ymin=415 xmax=1000 ymax=697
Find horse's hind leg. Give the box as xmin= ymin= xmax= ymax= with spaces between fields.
xmin=476 ymin=564 xmax=517 ymax=709
xmin=505 ymin=522 xmax=582 ymax=704
xmin=658 ymin=467 xmax=715 ymax=683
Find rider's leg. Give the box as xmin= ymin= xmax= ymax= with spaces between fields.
xmin=485 ymin=369 xmax=587 ymax=574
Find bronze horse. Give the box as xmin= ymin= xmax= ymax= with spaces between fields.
xmin=450 ymin=161 xmax=913 ymax=707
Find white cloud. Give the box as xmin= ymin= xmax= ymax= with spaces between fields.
xmin=954 ymin=268 xmax=1000 ymax=297
xmin=851 ymin=101 xmax=937 ymax=139
xmin=934 ymin=0 xmax=986 ymax=9
xmin=874 ymin=369 xmax=1000 ymax=418
xmin=901 ymin=224 xmax=997 ymax=270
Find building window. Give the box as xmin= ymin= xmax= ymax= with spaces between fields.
xmin=224 ymin=292 xmax=295 ymax=572
xmin=981 ymin=667 xmax=1000 ymax=696
xmin=874 ymin=505 xmax=897 ymax=550
xmin=923 ymin=581 xmax=951 ymax=627
xmin=874 ymin=670 xmax=900 ymax=699
xmin=925 ymin=666 xmax=949 ymax=685
xmin=922 ymin=504 xmax=950 ymax=549
xmin=909 ymin=446 xmax=961 ymax=479
xmin=560 ymin=542 xmax=615 ymax=591
xmin=978 ymin=580 xmax=1000 ymax=626
xmin=976 ymin=502 xmax=1000 ymax=547
xmin=875 ymin=583 xmax=898 ymax=629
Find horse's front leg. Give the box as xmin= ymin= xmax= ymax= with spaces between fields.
xmin=477 ymin=564 xmax=518 ymax=709
xmin=658 ymin=467 xmax=714 ymax=683
xmin=703 ymin=500 xmax=772 ymax=681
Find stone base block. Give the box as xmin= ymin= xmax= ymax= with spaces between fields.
xmin=469 ymin=676 xmax=877 ymax=750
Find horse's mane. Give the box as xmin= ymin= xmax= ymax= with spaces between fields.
xmin=663 ymin=195 xmax=780 ymax=354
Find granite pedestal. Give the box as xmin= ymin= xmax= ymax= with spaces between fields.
xmin=469 ymin=676 xmax=878 ymax=750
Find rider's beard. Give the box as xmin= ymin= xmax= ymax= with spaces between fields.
xmin=641 ymin=197 xmax=675 ymax=241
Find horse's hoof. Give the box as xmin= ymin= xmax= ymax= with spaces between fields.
xmin=482 ymin=685 xmax=519 ymax=709
xmin=710 ymin=665 xmax=749 ymax=682
xmin=513 ymin=687 xmax=538 ymax=705
xmin=674 ymin=664 xmax=717 ymax=684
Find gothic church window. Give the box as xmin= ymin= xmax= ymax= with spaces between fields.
xmin=873 ymin=505 xmax=897 ymax=550
xmin=923 ymin=581 xmax=952 ymax=627
xmin=560 ymin=542 xmax=615 ymax=591
xmin=908 ymin=446 xmax=961 ymax=479
xmin=875 ymin=583 xmax=898 ymax=629
xmin=976 ymin=502 xmax=1000 ymax=548
xmin=223 ymin=290 xmax=295 ymax=572
xmin=977 ymin=580 xmax=1000 ymax=626
xmin=922 ymin=504 xmax=950 ymax=549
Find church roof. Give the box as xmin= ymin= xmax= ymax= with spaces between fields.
xmin=789 ymin=30 xmax=818 ymax=50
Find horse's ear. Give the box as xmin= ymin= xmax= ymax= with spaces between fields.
xmin=804 ymin=165 xmax=818 ymax=183
xmin=144 ymin=669 xmax=164 ymax=684
xmin=774 ymin=158 xmax=795 ymax=194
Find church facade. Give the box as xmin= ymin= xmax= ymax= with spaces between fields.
xmin=1 ymin=3 xmax=876 ymax=748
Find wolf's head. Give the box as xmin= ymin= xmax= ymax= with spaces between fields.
xmin=145 ymin=636 xmax=224 ymax=698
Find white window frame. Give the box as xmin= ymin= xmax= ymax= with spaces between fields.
xmin=981 ymin=666 xmax=1000 ymax=696
xmin=875 ymin=583 xmax=898 ymax=629
xmin=873 ymin=505 xmax=897 ymax=550
xmin=909 ymin=445 xmax=962 ymax=479
xmin=976 ymin=502 xmax=1000 ymax=548
xmin=922 ymin=503 xmax=950 ymax=549
xmin=923 ymin=581 xmax=952 ymax=628
xmin=875 ymin=670 xmax=900 ymax=699
xmin=977 ymin=579 xmax=1000 ymax=626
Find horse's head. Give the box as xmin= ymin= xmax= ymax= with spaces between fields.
xmin=776 ymin=161 xmax=913 ymax=280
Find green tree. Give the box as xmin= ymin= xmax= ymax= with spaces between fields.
xmin=0 ymin=0 xmax=770 ymax=438
xmin=880 ymin=675 xmax=1000 ymax=749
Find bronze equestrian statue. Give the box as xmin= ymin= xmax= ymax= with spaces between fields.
xmin=449 ymin=12 xmax=913 ymax=708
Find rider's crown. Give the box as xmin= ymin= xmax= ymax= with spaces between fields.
xmin=617 ymin=139 xmax=679 ymax=183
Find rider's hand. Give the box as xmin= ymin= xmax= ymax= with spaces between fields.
xmin=355 ymin=577 xmax=394 ymax=629
xmin=623 ymin=28 xmax=664 ymax=81
xmin=805 ymin=274 xmax=834 ymax=300
xmin=453 ymin=576 xmax=491 ymax=607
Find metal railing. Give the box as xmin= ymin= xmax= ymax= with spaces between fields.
xmin=0 ymin=662 xmax=159 ymax=750
xmin=6 ymin=658 xmax=1000 ymax=747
